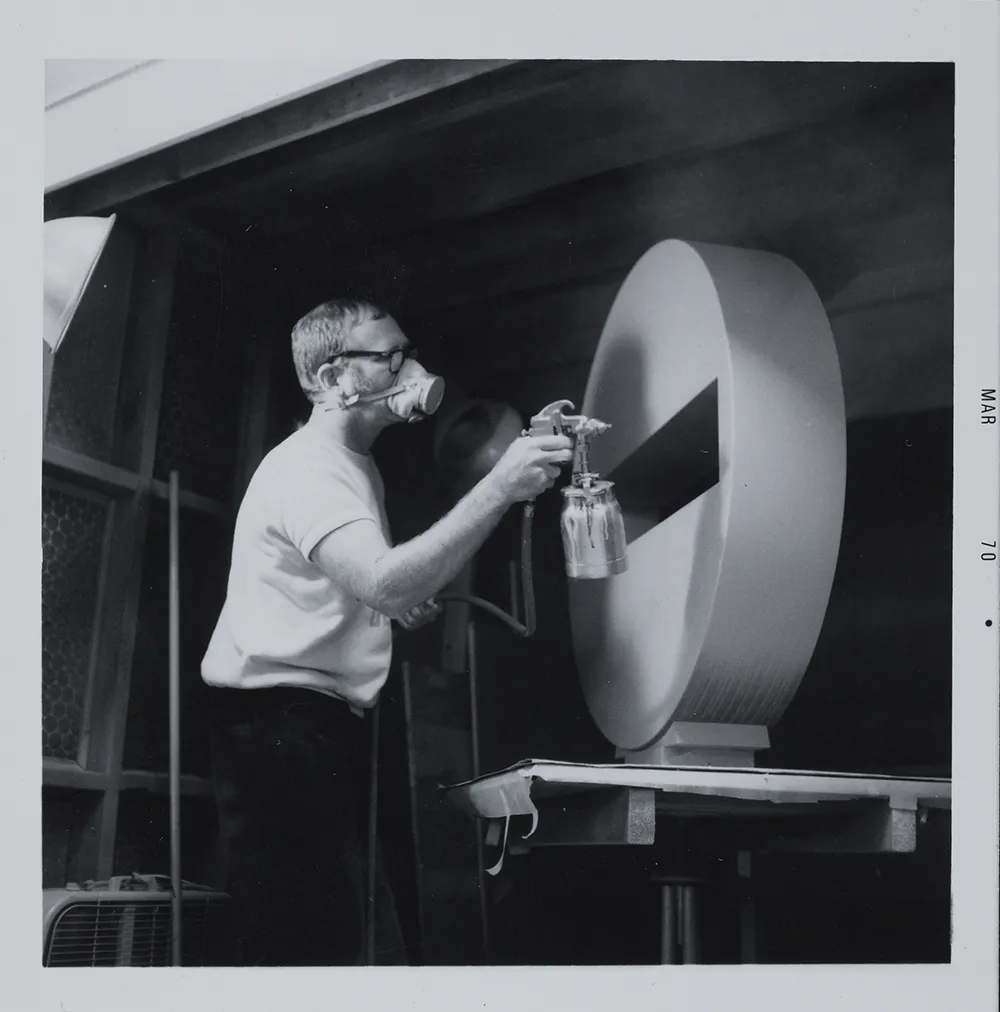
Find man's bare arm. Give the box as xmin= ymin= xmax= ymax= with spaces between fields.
xmin=311 ymin=434 xmax=572 ymax=617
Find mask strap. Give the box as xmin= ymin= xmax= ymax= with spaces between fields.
xmin=343 ymin=383 xmax=409 ymax=408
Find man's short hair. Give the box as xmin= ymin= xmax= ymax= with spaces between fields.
xmin=291 ymin=297 xmax=387 ymax=402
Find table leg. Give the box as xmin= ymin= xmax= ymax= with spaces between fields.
xmin=660 ymin=885 xmax=678 ymax=964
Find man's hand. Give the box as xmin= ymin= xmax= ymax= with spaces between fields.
xmin=489 ymin=434 xmax=574 ymax=504
xmin=395 ymin=598 xmax=443 ymax=631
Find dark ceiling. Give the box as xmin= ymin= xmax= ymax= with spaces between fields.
xmin=156 ymin=61 xmax=951 ymax=246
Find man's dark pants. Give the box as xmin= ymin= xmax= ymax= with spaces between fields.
xmin=208 ymin=685 xmax=404 ymax=966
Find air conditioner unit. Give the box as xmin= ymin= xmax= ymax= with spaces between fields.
xmin=43 ymin=873 xmax=232 ymax=967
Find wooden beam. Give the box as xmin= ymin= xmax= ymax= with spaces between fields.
xmin=119 ymin=769 xmax=214 ymax=798
xmin=40 ymin=446 xmax=230 ymax=516
xmin=43 ymin=758 xmax=110 ymax=792
xmin=522 ymin=787 xmax=656 ymax=847
xmin=42 ymin=445 xmax=141 ymax=495
xmin=148 ymin=479 xmax=231 ymax=518
xmin=503 ymin=793 xmax=928 ymax=854
xmin=43 ymin=60 xmax=513 ymax=218
xmin=170 ymin=61 xmax=580 ymax=218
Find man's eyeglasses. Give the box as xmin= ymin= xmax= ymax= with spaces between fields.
xmin=330 ymin=347 xmax=415 ymax=375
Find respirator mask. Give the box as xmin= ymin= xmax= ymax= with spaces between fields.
xmin=342 ymin=357 xmax=446 ymax=423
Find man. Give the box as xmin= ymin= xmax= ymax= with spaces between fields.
xmin=202 ymin=297 xmax=572 ymax=965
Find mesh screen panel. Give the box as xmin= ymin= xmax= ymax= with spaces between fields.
xmin=124 ymin=503 xmax=231 ymax=776
xmin=42 ymin=484 xmax=109 ymax=760
xmin=153 ymin=245 xmax=244 ymax=500
xmin=45 ymin=225 xmax=136 ymax=463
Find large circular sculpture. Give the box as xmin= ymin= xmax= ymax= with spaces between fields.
xmin=569 ymin=240 xmax=846 ymax=755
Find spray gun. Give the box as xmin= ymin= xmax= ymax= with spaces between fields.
xmin=436 ymin=399 xmax=627 ymax=638
xmin=526 ymin=400 xmax=628 ymax=581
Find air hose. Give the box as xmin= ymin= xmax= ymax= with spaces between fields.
xmin=436 ymin=501 xmax=537 ymax=637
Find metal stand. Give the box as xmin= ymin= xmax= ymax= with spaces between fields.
xmin=366 ymin=700 xmax=380 ymax=966
xmin=653 ymin=873 xmax=707 ymax=964
xmin=168 ymin=471 xmax=183 ymax=966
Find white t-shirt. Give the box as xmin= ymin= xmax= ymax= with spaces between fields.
xmin=201 ymin=416 xmax=393 ymax=708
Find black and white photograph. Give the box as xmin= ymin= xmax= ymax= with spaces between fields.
xmin=6 ymin=2 xmax=1000 ymax=1010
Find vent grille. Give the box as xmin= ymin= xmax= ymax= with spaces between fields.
xmin=45 ymin=896 xmax=230 ymax=967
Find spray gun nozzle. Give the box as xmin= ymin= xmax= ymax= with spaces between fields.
xmin=576 ymin=418 xmax=611 ymax=437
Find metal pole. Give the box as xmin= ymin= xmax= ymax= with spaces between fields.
xmin=681 ymin=885 xmax=700 ymax=965
xmin=168 ymin=470 xmax=183 ymax=966
xmin=468 ymin=621 xmax=489 ymax=962
xmin=467 ymin=622 xmax=481 ymax=782
xmin=659 ymin=885 xmax=677 ymax=964
xmin=366 ymin=700 xmax=380 ymax=965
xmin=737 ymin=850 xmax=757 ymax=964
xmin=400 ymin=662 xmax=427 ymax=958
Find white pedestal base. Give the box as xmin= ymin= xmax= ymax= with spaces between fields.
xmin=616 ymin=721 xmax=771 ymax=768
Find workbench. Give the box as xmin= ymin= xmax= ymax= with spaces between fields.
xmin=444 ymin=760 xmax=952 ymax=962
